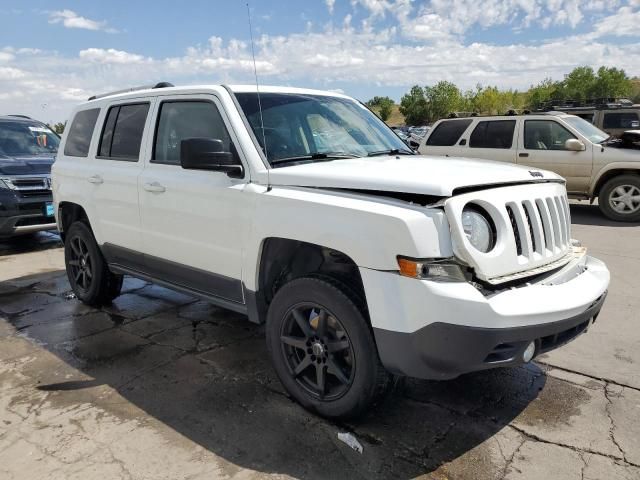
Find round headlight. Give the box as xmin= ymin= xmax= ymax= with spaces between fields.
xmin=461 ymin=207 xmax=494 ymax=253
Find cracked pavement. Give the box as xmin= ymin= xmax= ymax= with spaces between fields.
xmin=1 ymin=205 xmax=639 ymax=479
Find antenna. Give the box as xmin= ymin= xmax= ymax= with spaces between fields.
xmin=246 ymin=3 xmax=268 ymax=159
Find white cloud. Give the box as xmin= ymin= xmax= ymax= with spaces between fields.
xmin=79 ymin=48 xmax=150 ymax=64
xmin=2 ymin=1 xmax=639 ymax=122
xmin=0 ymin=52 xmax=15 ymax=63
xmin=592 ymin=5 xmax=640 ymax=37
xmin=326 ymin=0 xmax=336 ymax=14
xmin=0 ymin=67 xmax=25 ymax=80
xmin=49 ymin=9 xmax=118 ymax=33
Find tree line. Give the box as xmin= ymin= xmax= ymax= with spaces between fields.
xmin=367 ymin=66 xmax=640 ymax=125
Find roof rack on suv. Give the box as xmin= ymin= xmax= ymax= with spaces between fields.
xmin=88 ymin=82 xmax=174 ymax=101
xmin=536 ymin=98 xmax=637 ymax=111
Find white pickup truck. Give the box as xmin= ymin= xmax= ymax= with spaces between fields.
xmin=52 ymin=84 xmax=609 ymax=418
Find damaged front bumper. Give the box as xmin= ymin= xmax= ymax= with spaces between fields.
xmin=361 ymin=251 xmax=610 ymax=379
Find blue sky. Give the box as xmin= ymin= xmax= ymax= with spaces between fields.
xmin=0 ymin=0 xmax=639 ymax=122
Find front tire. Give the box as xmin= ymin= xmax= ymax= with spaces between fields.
xmin=598 ymin=175 xmax=640 ymax=222
xmin=266 ymin=277 xmax=390 ymax=419
xmin=64 ymin=221 xmax=123 ymax=306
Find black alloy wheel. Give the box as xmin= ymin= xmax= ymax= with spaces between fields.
xmin=67 ymin=235 xmax=94 ymax=294
xmin=280 ymin=303 xmax=355 ymax=400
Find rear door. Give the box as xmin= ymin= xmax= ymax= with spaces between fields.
xmin=418 ymin=119 xmax=472 ymax=156
xmin=90 ymin=100 xmax=153 ymax=260
xmin=517 ymin=119 xmax=592 ymax=194
xmin=465 ymin=119 xmax=518 ymax=163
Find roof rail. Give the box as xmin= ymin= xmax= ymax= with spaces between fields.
xmin=88 ymin=82 xmax=174 ymax=101
xmin=7 ymin=114 xmax=32 ymax=119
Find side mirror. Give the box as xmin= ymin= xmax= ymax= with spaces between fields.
xmin=180 ymin=138 xmax=243 ymax=178
xmin=565 ymin=138 xmax=586 ymax=152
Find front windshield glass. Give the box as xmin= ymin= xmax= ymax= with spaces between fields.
xmin=563 ymin=116 xmax=608 ymax=143
xmin=0 ymin=121 xmax=60 ymax=156
xmin=235 ymin=92 xmax=410 ymax=165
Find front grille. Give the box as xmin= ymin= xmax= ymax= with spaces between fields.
xmin=19 ymin=189 xmax=51 ymax=198
xmin=506 ymin=195 xmax=571 ymax=260
xmin=1 ymin=176 xmax=51 ymax=197
xmin=445 ymin=182 xmax=573 ymax=283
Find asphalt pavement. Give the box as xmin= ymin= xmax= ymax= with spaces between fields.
xmin=0 ymin=204 xmax=638 ymax=479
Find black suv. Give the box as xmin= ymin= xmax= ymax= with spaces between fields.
xmin=0 ymin=115 xmax=59 ymax=238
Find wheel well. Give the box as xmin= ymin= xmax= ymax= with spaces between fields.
xmin=255 ymin=238 xmax=367 ymax=323
xmin=58 ymin=202 xmax=90 ymax=240
xmin=593 ymin=170 xmax=640 ymax=198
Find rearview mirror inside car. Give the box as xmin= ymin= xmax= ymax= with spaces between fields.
xmin=565 ymin=138 xmax=586 ymax=152
xmin=180 ymin=138 xmax=243 ymax=178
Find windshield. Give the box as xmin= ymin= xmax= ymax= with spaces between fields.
xmin=563 ymin=116 xmax=609 ymax=143
xmin=0 ymin=121 xmax=60 ymax=157
xmin=235 ymin=92 xmax=410 ymax=165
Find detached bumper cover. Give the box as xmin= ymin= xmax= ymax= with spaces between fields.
xmin=373 ymin=291 xmax=606 ymax=379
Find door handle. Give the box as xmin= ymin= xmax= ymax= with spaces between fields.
xmin=87 ymin=175 xmax=104 ymax=184
xmin=143 ymin=181 xmax=166 ymax=193
xmin=519 ymin=153 xmax=529 ymax=158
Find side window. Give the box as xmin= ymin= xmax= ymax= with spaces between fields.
xmin=603 ymin=112 xmax=640 ymax=129
xmin=524 ymin=120 xmax=576 ymax=151
xmin=153 ymin=101 xmax=233 ymax=165
xmin=469 ymin=120 xmax=515 ymax=149
xmin=426 ymin=119 xmax=472 ymax=146
xmin=576 ymin=113 xmax=595 ymax=123
xmin=98 ymin=103 xmax=149 ymax=161
xmin=64 ymin=108 xmax=100 ymax=157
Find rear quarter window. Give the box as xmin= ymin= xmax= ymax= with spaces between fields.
xmin=64 ymin=108 xmax=100 ymax=157
xmin=603 ymin=112 xmax=639 ymax=129
xmin=426 ymin=119 xmax=472 ymax=146
xmin=469 ymin=120 xmax=516 ymax=149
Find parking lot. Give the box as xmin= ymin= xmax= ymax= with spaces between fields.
xmin=0 ymin=203 xmax=638 ymax=480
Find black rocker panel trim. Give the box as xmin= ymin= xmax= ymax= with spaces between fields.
xmin=101 ymin=243 xmax=245 ymax=306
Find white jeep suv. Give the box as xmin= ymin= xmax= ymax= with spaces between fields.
xmin=52 ymin=84 xmax=610 ymax=418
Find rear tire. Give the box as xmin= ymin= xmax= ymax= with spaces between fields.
xmin=598 ymin=175 xmax=640 ymax=222
xmin=64 ymin=221 xmax=123 ymax=306
xmin=266 ymin=277 xmax=391 ymax=419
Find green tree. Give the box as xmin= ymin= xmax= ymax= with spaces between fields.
xmin=378 ymin=98 xmax=394 ymax=121
xmin=631 ymin=78 xmax=640 ymax=103
xmin=563 ymin=66 xmax=596 ymax=101
xmin=526 ymin=78 xmax=562 ymax=108
xmin=399 ymin=85 xmax=429 ymax=125
xmin=51 ymin=122 xmax=66 ymax=134
xmin=365 ymin=96 xmax=393 ymax=108
xmin=591 ymin=66 xmax=632 ymax=99
xmin=423 ymin=81 xmax=463 ymax=122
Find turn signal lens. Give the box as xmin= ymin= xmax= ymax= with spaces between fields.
xmin=397 ymin=257 xmax=468 ymax=282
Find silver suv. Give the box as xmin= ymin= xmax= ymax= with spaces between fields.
xmin=419 ymin=112 xmax=640 ymax=222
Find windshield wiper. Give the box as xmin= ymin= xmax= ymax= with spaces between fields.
xmin=367 ymin=148 xmax=414 ymax=157
xmin=270 ymin=152 xmax=359 ymax=165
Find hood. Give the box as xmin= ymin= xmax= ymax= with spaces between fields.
xmin=267 ymin=155 xmax=563 ymax=197
xmin=0 ymin=155 xmax=55 ymax=176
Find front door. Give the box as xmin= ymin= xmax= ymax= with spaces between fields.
xmin=517 ymin=119 xmax=593 ymax=194
xmin=138 ymin=95 xmax=251 ymax=303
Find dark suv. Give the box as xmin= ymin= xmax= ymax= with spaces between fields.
xmin=0 ymin=115 xmax=59 ymax=238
